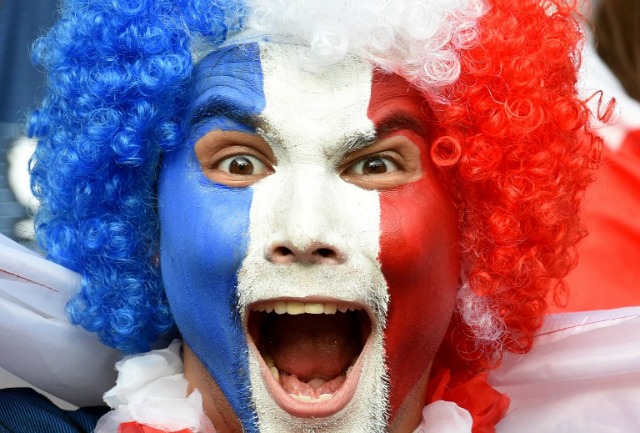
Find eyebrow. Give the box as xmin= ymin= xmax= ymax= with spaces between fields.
xmin=339 ymin=111 xmax=430 ymax=154
xmin=189 ymin=96 xmax=261 ymax=129
xmin=340 ymin=130 xmax=377 ymax=153
xmin=376 ymin=112 xmax=429 ymax=138
xmin=190 ymin=103 xmax=430 ymax=154
xmin=250 ymin=114 xmax=379 ymax=155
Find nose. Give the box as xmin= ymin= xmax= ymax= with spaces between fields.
xmin=267 ymin=241 xmax=345 ymax=265
xmin=263 ymin=167 xmax=348 ymax=265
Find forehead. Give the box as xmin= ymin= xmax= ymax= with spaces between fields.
xmin=189 ymin=43 xmax=375 ymax=155
xmin=188 ymin=42 xmax=435 ymax=168
xmin=258 ymin=44 xmax=375 ymax=152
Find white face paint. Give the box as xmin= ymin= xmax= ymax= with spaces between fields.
xmin=238 ymin=44 xmax=390 ymax=432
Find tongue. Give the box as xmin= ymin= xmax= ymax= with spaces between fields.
xmin=280 ymin=371 xmax=347 ymax=398
xmin=261 ymin=313 xmax=362 ymax=381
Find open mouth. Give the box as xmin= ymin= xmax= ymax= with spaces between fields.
xmin=247 ymin=299 xmax=373 ymax=417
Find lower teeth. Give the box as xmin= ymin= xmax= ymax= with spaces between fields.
xmin=263 ymin=354 xmax=358 ymax=402
xmin=269 ymin=366 xmax=280 ymax=381
xmin=289 ymin=393 xmax=333 ymax=402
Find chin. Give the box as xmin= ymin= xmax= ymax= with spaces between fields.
xmin=238 ymin=261 xmax=391 ymax=432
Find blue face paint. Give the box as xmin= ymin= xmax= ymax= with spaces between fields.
xmin=158 ymin=43 xmax=264 ymax=433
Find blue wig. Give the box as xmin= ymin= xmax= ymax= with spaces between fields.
xmin=29 ymin=0 xmax=245 ymax=353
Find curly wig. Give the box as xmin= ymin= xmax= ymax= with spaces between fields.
xmin=29 ymin=0 xmax=245 ymax=352
xmin=430 ymin=0 xmax=600 ymax=391
xmin=30 ymin=0 xmax=597 ymax=386
xmin=415 ymin=4 xmax=601 ymax=429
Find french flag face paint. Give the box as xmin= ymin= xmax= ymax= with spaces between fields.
xmin=159 ymin=44 xmax=264 ymax=432
xmin=159 ymin=42 xmax=459 ymax=433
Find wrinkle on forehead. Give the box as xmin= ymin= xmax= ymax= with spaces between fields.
xmin=257 ymin=43 xmax=376 ymax=161
xmin=255 ymin=120 xmax=377 ymax=165
xmin=187 ymin=44 xmax=265 ymax=138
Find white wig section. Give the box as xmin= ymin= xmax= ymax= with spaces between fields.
xmin=456 ymin=283 xmax=506 ymax=356
xmin=229 ymin=0 xmax=487 ymax=97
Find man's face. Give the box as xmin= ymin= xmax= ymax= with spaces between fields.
xmin=159 ymin=43 xmax=459 ymax=433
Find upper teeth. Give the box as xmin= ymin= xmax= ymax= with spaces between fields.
xmin=253 ymin=301 xmax=357 ymax=315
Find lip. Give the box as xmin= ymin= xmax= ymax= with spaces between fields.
xmin=245 ymin=297 xmax=375 ymax=418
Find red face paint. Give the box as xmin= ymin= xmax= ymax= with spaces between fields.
xmin=368 ymin=71 xmax=460 ymax=420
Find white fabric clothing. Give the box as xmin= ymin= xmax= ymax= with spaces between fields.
xmin=492 ymin=307 xmax=640 ymax=433
xmin=0 ymin=234 xmax=119 ymax=406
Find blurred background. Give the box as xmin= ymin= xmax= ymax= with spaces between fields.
xmin=0 ymin=0 xmax=67 ymax=403
xmin=0 ymin=0 xmax=57 ymax=247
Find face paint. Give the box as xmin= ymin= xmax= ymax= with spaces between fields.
xmin=237 ymin=44 xmax=389 ymax=433
xmin=159 ymin=43 xmax=265 ymax=433
xmin=368 ymin=72 xmax=460 ymax=417
xmin=160 ymin=42 xmax=459 ymax=433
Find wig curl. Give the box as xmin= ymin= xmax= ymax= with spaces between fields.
xmin=236 ymin=0 xmax=486 ymax=99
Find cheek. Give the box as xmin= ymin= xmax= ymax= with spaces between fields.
xmin=158 ymin=147 xmax=255 ymax=425
xmin=379 ymin=169 xmax=459 ymax=419
xmin=367 ymin=71 xmax=459 ymax=418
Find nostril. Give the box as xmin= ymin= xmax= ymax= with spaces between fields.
xmin=267 ymin=245 xmax=297 ymax=264
xmin=273 ymin=246 xmax=294 ymax=257
xmin=315 ymin=248 xmax=336 ymax=259
xmin=266 ymin=242 xmax=344 ymax=265
xmin=311 ymin=246 xmax=343 ymax=264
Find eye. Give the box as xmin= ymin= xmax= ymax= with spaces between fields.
xmin=194 ymin=130 xmax=275 ymax=187
xmin=340 ymin=136 xmax=423 ymax=190
xmin=347 ymin=155 xmax=399 ymax=175
xmin=217 ymin=154 xmax=270 ymax=176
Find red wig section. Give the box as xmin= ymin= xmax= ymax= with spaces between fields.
xmin=428 ymin=0 xmax=600 ymax=385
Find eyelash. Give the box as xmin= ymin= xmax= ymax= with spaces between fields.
xmin=216 ymin=154 xmax=271 ymax=176
xmin=346 ymin=154 xmax=401 ymax=175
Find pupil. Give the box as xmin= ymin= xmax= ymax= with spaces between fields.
xmin=230 ymin=157 xmax=254 ymax=175
xmin=364 ymin=157 xmax=387 ymax=174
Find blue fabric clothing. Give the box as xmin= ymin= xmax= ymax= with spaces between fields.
xmin=0 ymin=388 xmax=106 ymax=433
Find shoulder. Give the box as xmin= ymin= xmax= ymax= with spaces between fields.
xmin=0 ymin=388 xmax=107 ymax=433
